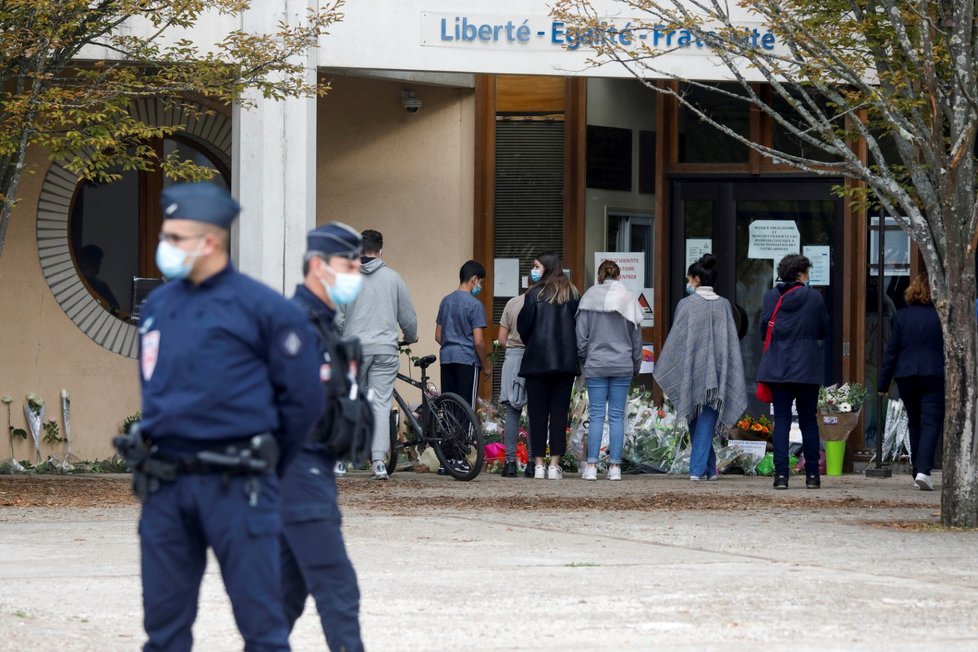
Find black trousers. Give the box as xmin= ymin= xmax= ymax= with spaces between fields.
xmin=896 ymin=375 xmax=944 ymax=476
xmin=525 ymin=374 xmax=575 ymax=458
xmin=770 ymin=382 xmax=821 ymax=477
xmin=441 ymin=363 xmax=479 ymax=408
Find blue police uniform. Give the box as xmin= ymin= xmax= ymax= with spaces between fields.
xmin=278 ymin=223 xmax=364 ymax=651
xmin=138 ymin=183 xmax=324 ymax=652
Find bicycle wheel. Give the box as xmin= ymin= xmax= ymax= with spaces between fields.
xmin=384 ymin=409 xmax=398 ymax=477
xmin=430 ymin=392 xmax=484 ymax=481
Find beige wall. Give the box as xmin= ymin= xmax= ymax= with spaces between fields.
xmin=317 ymin=75 xmax=475 ymax=384
xmin=0 ymin=150 xmax=141 ymax=462
xmin=0 ymin=74 xmax=475 ymax=461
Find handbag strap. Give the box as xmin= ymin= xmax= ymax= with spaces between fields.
xmin=762 ymin=286 xmax=802 ymax=352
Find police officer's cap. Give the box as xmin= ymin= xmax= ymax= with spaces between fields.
xmin=307 ymin=222 xmax=362 ymax=258
xmin=160 ymin=182 xmax=240 ymax=229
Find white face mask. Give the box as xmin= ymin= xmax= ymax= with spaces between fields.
xmin=320 ymin=263 xmax=362 ymax=305
xmin=156 ymin=238 xmax=204 ymax=280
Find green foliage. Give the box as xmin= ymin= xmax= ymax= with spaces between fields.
xmin=3 ymin=456 xmax=130 ymax=474
xmin=119 ymin=411 xmax=142 ymax=435
xmin=0 ymin=0 xmax=345 ymax=257
xmin=9 ymin=427 xmax=27 ymax=440
xmin=41 ymin=418 xmax=61 ymax=445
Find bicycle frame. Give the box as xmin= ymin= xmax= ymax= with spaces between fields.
xmin=392 ymin=364 xmax=437 ymax=445
xmin=392 ymin=375 xmax=424 ymax=443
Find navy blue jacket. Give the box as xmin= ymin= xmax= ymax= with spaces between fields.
xmin=139 ymin=265 xmax=324 ymax=471
xmin=757 ymin=283 xmax=829 ymax=385
xmin=878 ymin=304 xmax=944 ymax=391
xmin=291 ymin=283 xmax=338 ymax=449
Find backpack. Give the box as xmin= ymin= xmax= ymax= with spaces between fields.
xmin=305 ymin=311 xmax=375 ymax=466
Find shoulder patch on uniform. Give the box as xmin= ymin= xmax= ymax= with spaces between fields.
xmin=279 ymin=329 xmax=303 ymax=358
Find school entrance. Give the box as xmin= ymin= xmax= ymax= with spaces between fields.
xmin=669 ymin=178 xmax=845 ymax=415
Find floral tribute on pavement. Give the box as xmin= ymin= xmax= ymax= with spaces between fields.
xmin=478 ymin=386 xmax=762 ymax=476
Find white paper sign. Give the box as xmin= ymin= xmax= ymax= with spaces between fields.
xmin=594 ymin=252 xmax=645 ymax=296
xmin=726 ymin=440 xmax=767 ymax=464
xmin=748 ymin=220 xmax=800 ymax=260
xmin=685 ymin=239 xmax=713 ymax=272
xmin=493 ymin=258 xmax=519 ymax=297
xmin=803 ymin=245 xmax=831 ymax=286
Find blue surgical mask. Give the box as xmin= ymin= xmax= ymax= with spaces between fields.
xmin=322 ymin=264 xmax=363 ymax=305
xmin=471 ymin=282 xmax=482 ymax=297
xmin=685 ymin=284 xmax=695 ymax=296
xmin=529 ymin=269 xmax=542 ymax=283
xmin=156 ymin=239 xmax=201 ymax=280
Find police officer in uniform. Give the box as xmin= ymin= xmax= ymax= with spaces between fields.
xmin=136 ymin=183 xmax=324 ymax=652
xmin=281 ymin=223 xmax=365 ymax=651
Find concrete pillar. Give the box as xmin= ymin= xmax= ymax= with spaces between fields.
xmin=232 ymin=1 xmax=318 ymax=293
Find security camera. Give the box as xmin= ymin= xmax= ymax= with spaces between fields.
xmin=401 ymin=89 xmax=422 ymax=114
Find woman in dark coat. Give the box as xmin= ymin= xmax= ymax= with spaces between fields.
xmin=878 ymin=274 xmax=944 ymax=491
xmin=518 ymin=251 xmax=580 ymax=480
xmin=757 ymin=254 xmax=829 ymax=490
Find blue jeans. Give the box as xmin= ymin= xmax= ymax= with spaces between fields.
xmin=586 ymin=376 xmax=631 ymax=464
xmin=688 ymin=406 xmax=719 ymax=478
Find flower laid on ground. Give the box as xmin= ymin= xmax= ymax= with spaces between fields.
xmin=24 ymin=393 xmax=45 ymax=463
xmin=734 ymin=414 xmax=773 ymax=437
xmin=818 ymin=383 xmax=868 ymax=413
xmin=2 ymin=395 xmax=27 ymax=473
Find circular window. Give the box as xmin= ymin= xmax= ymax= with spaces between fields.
xmin=37 ymin=99 xmax=232 ymax=357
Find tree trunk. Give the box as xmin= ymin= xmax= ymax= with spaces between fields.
xmin=940 ymin=256 xmax=978 ymax=527
xmin=0 ymin=160 xmax=24 ymax=267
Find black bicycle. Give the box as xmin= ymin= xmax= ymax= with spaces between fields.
xmin=382 ymin=350 xmax=484 ymax=481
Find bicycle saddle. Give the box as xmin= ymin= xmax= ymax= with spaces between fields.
xmin=414 ymin=354 xmax=437 ymax=368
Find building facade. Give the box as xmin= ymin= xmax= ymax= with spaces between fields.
xmin=0 ymin=1 xmax=907 ymax=460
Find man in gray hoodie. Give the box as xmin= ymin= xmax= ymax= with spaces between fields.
xmin=337 ymin=229 xmax=418 ymax=479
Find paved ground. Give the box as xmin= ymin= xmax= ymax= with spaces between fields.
xmin=0 ymin=470 xmax=976 ymax=651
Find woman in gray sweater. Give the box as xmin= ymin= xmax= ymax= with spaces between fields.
xmin=576 ymin=260 xmax=643 ymax=481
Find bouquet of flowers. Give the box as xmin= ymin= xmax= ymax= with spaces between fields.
xmin=2 ymin=395 xmax=27 ymax=472
xmin=732 ymin=414 xmax=774 ymax=441
xmin=24 ymin=393 xmax=45 ymax=463
xmin=818 ymin=383 xmax=868 ymax=413
xmin=817 ymin=383 xmax=867 ymax=441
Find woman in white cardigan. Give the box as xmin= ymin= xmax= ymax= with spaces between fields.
xmin=576 ymin=260 xmax=642 ymax=481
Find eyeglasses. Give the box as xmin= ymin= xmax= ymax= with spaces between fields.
xmin=159 ymin=232 xmax=205 ymax=246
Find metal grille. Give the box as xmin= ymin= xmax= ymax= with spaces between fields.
xmin=491 ymin=119 xmax=565 ymax=399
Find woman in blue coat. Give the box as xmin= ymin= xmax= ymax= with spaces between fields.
xmin=757 ymin=254 xmax=829 ymax=490
xmin=878 ymin=274 xmax=944 ymax=491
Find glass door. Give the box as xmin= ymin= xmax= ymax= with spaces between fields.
xmin=671 ymin=179 xmax=844 ymax=415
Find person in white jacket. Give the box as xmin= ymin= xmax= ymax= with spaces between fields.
xmin=576 ymin=260 xmax=642 ymax=481
xmin=337 ymin=229 xmax=418 ymax=479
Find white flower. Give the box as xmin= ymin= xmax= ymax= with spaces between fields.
xmin=839 ymin=402 xmax=852 ymax=413
xmin=1 ymin=395 xmax=11 ymax=404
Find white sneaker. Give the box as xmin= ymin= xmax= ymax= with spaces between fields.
xmin=371 ymin=460 xmax=389 ymax=480
xmin=581 ymin=464 xmax=597 ymax=481
xmin=914 ymin=473 xmax=934 ymax=491
xmin=547 ymin=465 xmax=563 ymax=480
xmin=608 ymin=465 xmax=622 ymax=481
xmin=534 ymin=464 xmax=546 ymax=480
xmin=334 ymin=461 xmax=347 ymax=476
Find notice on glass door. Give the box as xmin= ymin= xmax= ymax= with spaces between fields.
xmin=685 ymin=238 xmax=713 ymax=272
xmin=747 ymin=220 xmax=800 ymax=259
xmin=803 ymin=246 xmax=830 ymax=286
